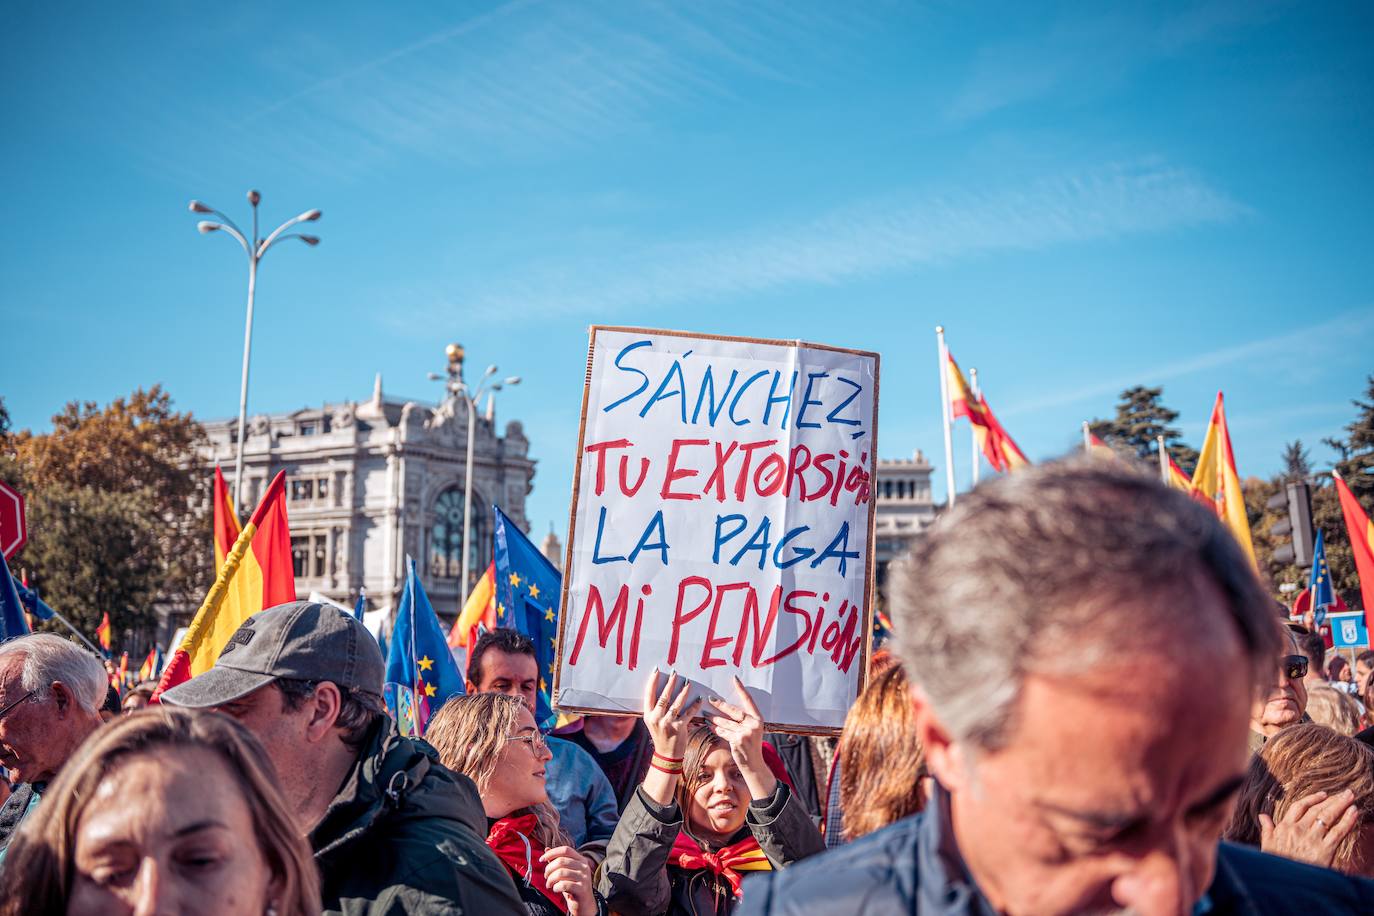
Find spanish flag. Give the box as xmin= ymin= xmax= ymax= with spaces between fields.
xmin=945 ymin=350 xmax=1029 ymax=473
xmin=1189 ymin=393 xmax=1256 ymax=566
xmin=1164 ymin=453 xmax=1192 ymax=492
xmin=213 ymin=466 xmax=242 ymax=572
xmin=1334 ymin=473 xmax=1374 ymax=635
xmin=95 ymin=612 xmax=112 ymax=655
xmin=977 ymin=395 xmax=1029 ymax=473
xmin=154 ymin=471 xmax=296 ymax=698
xmin=138 ymin=645 xmax=162 ymax=682
xmin=449 ymin=561 xmax=496 ymax=649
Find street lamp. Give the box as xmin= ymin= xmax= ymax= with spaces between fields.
xmin=431 ymin=344 xmax=521 ymax=608
xmin=190 ymin=191 xmax=322 ymax=516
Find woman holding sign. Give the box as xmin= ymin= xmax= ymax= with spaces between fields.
xmin=597 ymin=670 xmax=823 ymax=915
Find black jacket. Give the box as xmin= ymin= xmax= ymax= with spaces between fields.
xmin=599 ymin=782 xmax=824 ymax=916
xmin=738 ymin=790 xmax=1374 ymax=915
xmin=311 ymin=718 xmax=524 ymax=915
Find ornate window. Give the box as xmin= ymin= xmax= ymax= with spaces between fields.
xmin=430 ymin=487 xmax=488 ymax=581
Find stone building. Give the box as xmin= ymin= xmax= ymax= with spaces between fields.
xmin=198 ymin=349 xmax=536 ymax=629
xmin=872 ymin=449 xmax=939 ymax=594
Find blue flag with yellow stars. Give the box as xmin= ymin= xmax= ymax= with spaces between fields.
xmin=0 ymin=550 xmax=31 ymax=642
xmin=493 ymin=506 xmax=560 ymax=730
xmin=384 ymin=556 xmax=464 ymax=736
xmin=1310 ymin=529 xmax=1335 ymax=626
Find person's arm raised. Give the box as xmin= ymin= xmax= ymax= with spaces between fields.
xmin=708 ymin=676 xmax=778 ymax=801
xmin=641 ymin=668 xmax=703 ymax=807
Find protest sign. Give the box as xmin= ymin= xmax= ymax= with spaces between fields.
xmin=554 ymin=327 xmax=879 ymax=733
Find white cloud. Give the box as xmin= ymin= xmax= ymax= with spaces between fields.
xmin=423 ymin=161 xmax=1244 ymax=327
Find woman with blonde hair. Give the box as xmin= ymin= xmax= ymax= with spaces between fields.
xmin=426 ymin=692 xmax=601 ymax=915
xmin=838 ymin=663 xmax=926 ymax=841
xmin=1224 ymin=721 xmax=1374 ymax=876
xmin=0 ymin=706 xmax=319 ymax=916
xmin=1306 ymin=685 xmax=1364 ymax=737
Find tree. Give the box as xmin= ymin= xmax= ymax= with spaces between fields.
xmin=7 ymin=387 xmax=211 ymax=651
xmin=1326 ymin=374 xmax=1374 ymax=504
xmin=1281 ymin=440 xmax=1311 ymax=482
xmin=1089 ymin=386 xmax=1199 ymax=473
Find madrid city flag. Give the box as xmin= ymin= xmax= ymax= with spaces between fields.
xmin=1189 ymin=393 xmax=1256 ymax=567
xmin=1334 ymin=472 xmax=1374 ymax=636
xmin=153 ymin=471 xmax=295 ymax=698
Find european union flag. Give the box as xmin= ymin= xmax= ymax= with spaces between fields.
xmin=384 ymin=556 xmax=464 ymax=736
xmin=0 ymin=550 xmax=29 ymax=642
xmin=1310 ymin=529 xmax=1335 ymax=626
xmin=12 ymin=577 xmax=56 ymax=622
xmin=493 ymin=506 xmax=560 ymax=730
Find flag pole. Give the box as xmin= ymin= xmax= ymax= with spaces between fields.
xmin=970 ymin=367 xmax=981 ymax=487
xmin=1081 ymin=421 xmax=1091 ymax=453
xmin=936 ymin=326 xmax=956 ymax=509
xmin=1157 ymin=435 xmax=1169 ymax=484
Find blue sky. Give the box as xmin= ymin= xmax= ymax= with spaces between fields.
xmin=3 ymin=1 xmax=1372 ymax=536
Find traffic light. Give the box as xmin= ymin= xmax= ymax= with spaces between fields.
xmin=1267 ymin=482 xmax=1314 ymax=567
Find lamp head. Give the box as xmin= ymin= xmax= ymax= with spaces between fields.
xmin=196 ymin=221 xmax=221 ymax=234
xmin=248 ymin=189 xmax=261 ymax=206
xmin=299 ymin=208 xmax=322 ymax=222
xmin=446 ymin=343 xmax=465 ymax=366
xmin=298 ymin=234 xmax=320 ymax=246
xmin=188 ymin=200 xmax=213 ymax=214
xmin=504 ymin=376 xmax=522 ymax=386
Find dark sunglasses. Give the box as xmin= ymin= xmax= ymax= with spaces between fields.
xmin=1281 ymin=655 xmax=1309 ymax=680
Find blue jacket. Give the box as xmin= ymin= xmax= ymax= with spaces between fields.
xmin=738 ymin=792 xmax=1374 ymax=915
xmin=545 ymin=736 xmax=620 ymax=851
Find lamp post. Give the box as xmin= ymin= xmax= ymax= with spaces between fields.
xmin=190 ymin=191 xmax=322 ymax=516
xmin=429 ymin=344 xmax=521 ymax=608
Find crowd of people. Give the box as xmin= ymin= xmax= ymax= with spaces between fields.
xmin=1 ymin=459 xmax=1374 ymax=913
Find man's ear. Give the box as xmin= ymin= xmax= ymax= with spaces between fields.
xmin=305 ymin=682 xmax=344 ymax=743
xmin=910 ymin=683 xmax=970 ymax=794
xmin=465 ymin=679 xmax=479 ymax=695
xmin=48 ymin=681 xmax=73 ymax=717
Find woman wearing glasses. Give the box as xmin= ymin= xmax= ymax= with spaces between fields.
xmin=427 ymin=693 xmax=604 ymax=916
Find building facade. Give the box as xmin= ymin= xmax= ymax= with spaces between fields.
xmin=872 ymin=449 xmax=939 ymax=595
xmin=199 ymin=363 xmax=536 ymax=628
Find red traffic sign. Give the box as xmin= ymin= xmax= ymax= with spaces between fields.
xmin=0 ymin=480 xmax=26 ymax=560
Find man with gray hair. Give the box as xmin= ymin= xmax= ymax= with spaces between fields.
xmin=0 ymin=632 xmax=107 ymax=858
xmin=742 ymin=460 xmax=1374 ymax=915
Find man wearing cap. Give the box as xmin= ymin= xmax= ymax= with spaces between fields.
xmin=161 ymin=600 xmax=522 ymax=915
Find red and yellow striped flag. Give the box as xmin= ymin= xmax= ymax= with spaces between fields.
xmin=1334 ymin=473 xmax=1374 ymax=636
xmin=154 ymin=471 xmax=296 ymax=698
xmin=213 ymin=466 xmax=242 ymax=572
xmin=95 ymin=612 xmax=112 ymax=654
xmin=1164 ymin=453 xmax=1192 ymax=492
xmin=1189 ymin=393 xmax=1255 ymax=567
xmin=448 ymin=561 xmax=496 ymax=649
xmin=945 ymin=349 xmax=1029 ymax=473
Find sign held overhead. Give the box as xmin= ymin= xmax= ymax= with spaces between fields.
xmin=554 ymin=326 xmax=880 ymax=733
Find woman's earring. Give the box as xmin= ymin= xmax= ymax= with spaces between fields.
xmin=265 ymin=903 xmax=279 ymax=916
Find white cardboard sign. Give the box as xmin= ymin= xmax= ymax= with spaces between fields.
xmin=554 ymin=327 xmax=879 ymax=733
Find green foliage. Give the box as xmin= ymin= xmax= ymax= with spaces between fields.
xmin=1326 ymin=375 xmax=1374 ymax=504
xmin=1089 ymin=385 xmax=1199 ymax=472
xmin=1281 ymin=440 xmax=1311 ymax=482
xmin=7 ymin=387 xmax=211 ymax=651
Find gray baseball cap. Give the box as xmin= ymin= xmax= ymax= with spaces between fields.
xmin=160 ymin=600 xmax=385 ymax=708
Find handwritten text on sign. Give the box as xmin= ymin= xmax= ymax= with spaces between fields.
xmin=555 ymin=328 xmax=879 ymax=731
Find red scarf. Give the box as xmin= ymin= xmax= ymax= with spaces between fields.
xmin=669 ymin=832 xmax=772 ymax=897
xmin=486 ymin=814 xmax=569 ymax=914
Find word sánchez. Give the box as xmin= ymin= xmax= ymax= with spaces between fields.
xmin=567 ymin=577 xmax=864 ymax=676
xmin=602 ymin=339 xmax=869 ymax=437
xmin=584 ymin=437 xmax=871 ymax=508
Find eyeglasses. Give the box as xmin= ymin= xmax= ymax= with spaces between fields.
xmin=506 ymin=731 xmax=549 ymax=755
xmin=0 ymin=691 xmax=35 ymax=723
xmin=1281 ymin=655 xmax=1309 ymax=681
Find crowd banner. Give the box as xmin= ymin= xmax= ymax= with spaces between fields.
xmin=554 ymin=326 xmax=880 ymax=734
